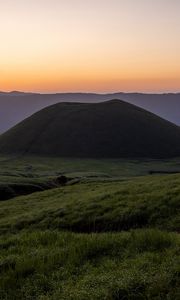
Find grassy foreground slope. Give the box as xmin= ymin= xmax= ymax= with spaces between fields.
xmin=0 ymin=174 xmax=179 ymax=234
xmin=0 ymin=229 xmax=179 ymax=300
xmin=2 ymin=155 xmax=180 ymax=201
xmin=0 ymin=170 xmax=180 ymax=299
xmin=1 ymin=100 xmax=180 ymax=158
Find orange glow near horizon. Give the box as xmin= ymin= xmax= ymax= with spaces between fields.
xmin=0 ymin=0 xmax=180 ymax=93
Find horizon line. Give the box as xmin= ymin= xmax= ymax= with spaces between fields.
xmin=1 ymin=90 xmax=180 ymax=95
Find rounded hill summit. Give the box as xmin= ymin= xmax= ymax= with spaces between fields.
xmin=0 ymin=100 xmax=180 ymax=158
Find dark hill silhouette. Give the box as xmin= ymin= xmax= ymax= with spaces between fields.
xmin=0 ymin=92 xmax=180 ymax=134
xmin=0 ymin=100 xmax=180 ymax=158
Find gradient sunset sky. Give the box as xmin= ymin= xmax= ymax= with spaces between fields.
xmin=0 ymin=0 xmax=180 ymax=93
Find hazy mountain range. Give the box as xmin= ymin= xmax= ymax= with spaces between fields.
xmin=0 ymin=92 xmax=180 ymax=134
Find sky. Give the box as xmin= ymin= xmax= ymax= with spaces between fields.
xmin=0 ymin=0 xmax=180 ymax=93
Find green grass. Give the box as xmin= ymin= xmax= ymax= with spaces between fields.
xmin=0 ymin=173 xmax=179 ymax=234
xmin=1 ymin=155 xmax=180 ymax=201
xmin=1 ymin=155 xmax=180 ymax=179
xmin=0 ymin=156 xmax=180 ymax=299
xmin=0 ymin=229 xmax=179 ymax=300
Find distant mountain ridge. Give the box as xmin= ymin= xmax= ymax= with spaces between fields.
xmin=0 ymin=91 xmax=37 ymax=96
xmin=0 ymin=99 xmax=180 ymax=158
xmin=0 ymin=92 xmax=180 ymax=134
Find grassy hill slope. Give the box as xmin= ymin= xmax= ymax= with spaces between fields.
xmin=0 ymin=173 xmax=180 ymax=299
xmin=1 ymin=92 xmax=180 ymax=134
xmin=0 ymin=229 xmax=179 ymax=300
xmin=1 ymin=100 xmax=180 ymax=158
xmin=0 ymin=174 xmax=179 ymax=234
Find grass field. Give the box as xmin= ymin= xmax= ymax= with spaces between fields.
xmin=0 ymin=229 xmax=179 ymax=300
xmin=1 ymin=155 xmax=180 ymax=180
xmin=0 ymin=155 xmax=180 ymax=299
xmin=0 ymin=174 xmax=180 ymax=234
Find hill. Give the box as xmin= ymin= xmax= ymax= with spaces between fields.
xmin=0 ymin=100 xmax=180 ymax=158
xmin=0 ymin=92 xmax=180 ymax=133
